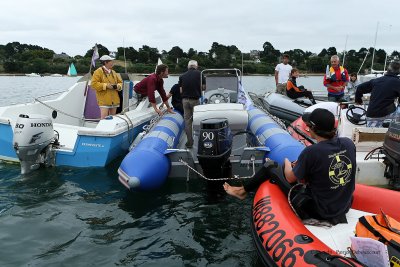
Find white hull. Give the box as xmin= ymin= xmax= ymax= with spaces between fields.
xmin=0 ymin=74 xmax=158 ymax=168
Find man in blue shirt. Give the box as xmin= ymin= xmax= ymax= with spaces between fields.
xmin=355 ymin=61 xmax=400 ymax=127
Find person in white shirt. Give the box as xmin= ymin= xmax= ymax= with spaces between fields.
xmin=275 ymin=54 xmax=292 ymax=95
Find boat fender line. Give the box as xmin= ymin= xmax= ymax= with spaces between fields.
xmin=178 ymin=157 xmax=257 ymax=181
xmin=247 ymin=108 xmax=304 ymax=164
xmin=118 ymin=113 xmax=184 ymax=191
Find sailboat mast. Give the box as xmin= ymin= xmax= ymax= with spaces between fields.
xmin=342 ymin=35 xmax=348 ymax=67
xmin=371 ymin=22 xmax=379 ymax=72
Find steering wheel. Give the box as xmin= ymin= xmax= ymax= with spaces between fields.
xmin=346 ymin=105 xmax=367 ymax=125
xmin=208 ymin=93 xmax=228 ymax=104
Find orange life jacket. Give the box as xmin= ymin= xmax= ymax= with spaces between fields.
xmin=355 ymin=210 xmax=400 ymax=262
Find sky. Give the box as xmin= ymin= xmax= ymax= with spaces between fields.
xmin=1 ymin=0 xmax=399 ymax=57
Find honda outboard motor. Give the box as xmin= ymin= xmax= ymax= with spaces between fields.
xmin=383 ymin=121 xmax=400 ymax=190
xmin=197 ymin=118 xmax=233 ymax=193
xmin=13 ymin=114 xmax=56 ymax=174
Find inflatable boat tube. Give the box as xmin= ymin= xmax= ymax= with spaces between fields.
xmin=118 ymin=113 xmax=184 ymax=191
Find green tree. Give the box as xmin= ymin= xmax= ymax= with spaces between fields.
xmin=327 ymin=47 xmax=337 ymax=56
xmin=168 ymin=46 xmax=184 ymax=63
xmin=306 ymin=56 xmax=324 ymax=72
xmin=84 ymin=44 xmax=109 ymax=58
xmin=187 ymin=48 xmax=197 ymax=58
xmin=261 ymin=41 xmax=280 ymax=63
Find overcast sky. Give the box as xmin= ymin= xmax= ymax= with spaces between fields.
xmin=1 ymin=0 xmax=398 ymax=57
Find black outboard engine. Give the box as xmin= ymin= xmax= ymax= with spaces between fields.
xmin=382 ymin=121 xmax=400 ymax=190
xmin=197 ymin=118 xmax=233 ymax=193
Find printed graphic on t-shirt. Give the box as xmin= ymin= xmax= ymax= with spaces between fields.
xmin=328 ymin=150 xmax=352 ymax=189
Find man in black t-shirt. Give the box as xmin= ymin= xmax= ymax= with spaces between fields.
xmin=224 ymin=109 xmax=356 ymax=224
xmin=179 ymin=60 xmax=206 ymax=148
xmin=286 ymin=109 xmax=356 ymax=222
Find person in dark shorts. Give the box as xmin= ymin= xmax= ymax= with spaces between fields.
xmin=224 ymin=109 xmax=356 ymax=224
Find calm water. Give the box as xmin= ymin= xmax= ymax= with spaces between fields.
xmin=0 ymin=75 xmax=326 ymax=107
xmin=0 ymin=75 xmax=325 ymax=267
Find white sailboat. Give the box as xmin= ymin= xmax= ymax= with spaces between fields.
xmin=359 ymin=22 xmax=387 ymax=83
xmin=67 ymin=63 xmax=77 ymax=77
xmin=25 ymin=73 xmax=41 ymax=77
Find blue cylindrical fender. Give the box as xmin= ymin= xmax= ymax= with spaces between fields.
xmin=118 ymin=113 xmax=184 ymax=191
xmin=247 ymin=108 xmax=304 ymax=164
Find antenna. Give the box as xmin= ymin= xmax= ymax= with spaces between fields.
xmin=342 ymin=35 xmax=348 ymax=67
xmin=371 ymin=22 xmax=379 ymax=72
xmin=383 ymin=24 xmax=392 ymax=72
xmin=241 ymin=52 xmax=244 ymax=76
xmin=123 ymin=38 xmax=127 ymax=73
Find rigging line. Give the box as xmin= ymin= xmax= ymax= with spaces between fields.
xmin=342 ymin=35 xmax=348 ymax=67
xmin=371 ymin=21 xmax=379 ymax=72
xmin=179 ymin=158 xmax=256 ymax=181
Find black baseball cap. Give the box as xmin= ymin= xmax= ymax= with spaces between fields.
xmin=302 ymin=108 xmax=335 ymax=132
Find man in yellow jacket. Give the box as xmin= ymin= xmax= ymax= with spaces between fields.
xmin=91 ymin=55 xmax=123 ymax=119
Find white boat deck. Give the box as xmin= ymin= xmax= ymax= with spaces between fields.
xmin=306 ymin=209 xmax=373 ymax=256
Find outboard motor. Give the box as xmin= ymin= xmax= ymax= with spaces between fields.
xmin=382 ymin=121 xmax=400 ymax=190
xmin=13 ymin=114 xmax=56 ymax=174
xmin=197 ymin=118 xmax=233 ymax=193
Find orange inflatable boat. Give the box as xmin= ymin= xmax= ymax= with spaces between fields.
xmin=251 ymin=181 xmax=400 ymax=266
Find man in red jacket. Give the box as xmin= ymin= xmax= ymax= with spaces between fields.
xmin=134 ymin=64 xmax=174 ymax=115
xmin=323 ymin=55 xmax=349 ymax=102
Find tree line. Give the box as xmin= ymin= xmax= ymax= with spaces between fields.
xmin=0 ymin=41 xmax=398 ymax=75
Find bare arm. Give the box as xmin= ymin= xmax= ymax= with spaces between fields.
xmin=284 ymin=158 xmax=297 ymax=183
xmin=274 ymin=70 xmax=279 ymax=85
xmin=151 ymin=102 xmax=162 ymax=116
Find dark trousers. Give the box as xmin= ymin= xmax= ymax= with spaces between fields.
xmin=287 ymin=90 xmax=316 ymax=104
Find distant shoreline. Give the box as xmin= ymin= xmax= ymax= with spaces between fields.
xmin=0 ymin=72 xmax=326 ymax=77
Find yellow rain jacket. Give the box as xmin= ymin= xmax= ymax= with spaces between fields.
xmin=91 ymin=67 xmax=123 ymax=107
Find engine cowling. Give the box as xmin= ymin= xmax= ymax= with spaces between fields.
xmin=13 ymin=114 xmax=56 ymax=174
xmin=197 ymin=118 xmax=232 ymax=179
xmin=383 ymin=121 xmax=400 ymax=190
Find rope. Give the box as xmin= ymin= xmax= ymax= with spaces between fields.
xmin=34 ymin=98 xmax=91 ymax=121
xmin=287 ymin=183 xmax=305 ymax=218
xmin=179 ymin=157 xmax=256 ymax=181
xmin=114 ymin=114 xmax=134 ymax=145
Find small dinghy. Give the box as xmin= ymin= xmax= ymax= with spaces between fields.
xmin=252 ymin=180 xmax=400 ymax=266
xmin=118 ymin=69 xmax=303 ymax=191
xmin=262 ymin=92 xmax=313 ymax=123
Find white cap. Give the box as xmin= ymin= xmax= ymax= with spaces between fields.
xmin=99 ymin=55 xmax=115 ymax=61
xmin=188 ymin=60 xmax=198 ymax=68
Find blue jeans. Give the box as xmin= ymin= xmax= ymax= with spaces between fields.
xmin=328 ymin=94 xmax=347 ymax=102
xmin=366 ymin=107 xmax=400 ymax=127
